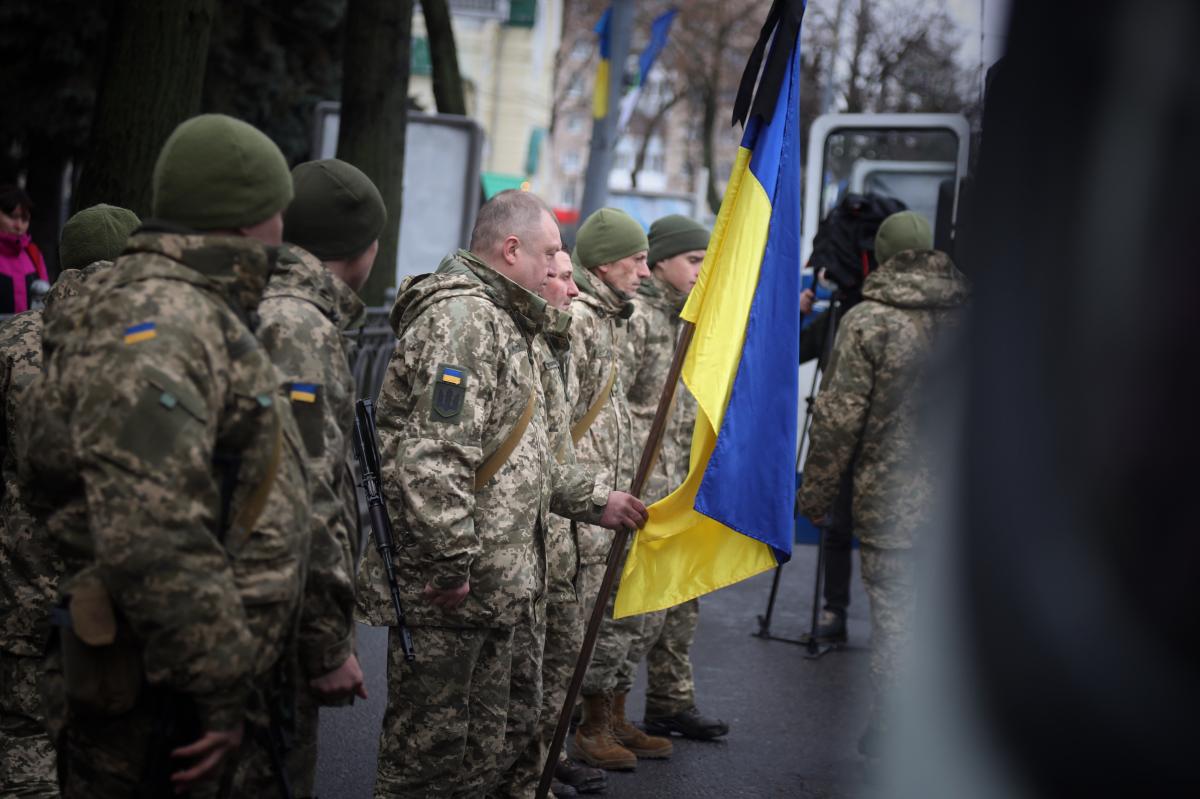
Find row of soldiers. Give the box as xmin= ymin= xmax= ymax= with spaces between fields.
xmin=0 ymin=112 xmax=724 ymax=798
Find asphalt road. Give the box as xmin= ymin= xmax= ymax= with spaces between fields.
xmin=316 ymin=544 xmax=871 ymax=798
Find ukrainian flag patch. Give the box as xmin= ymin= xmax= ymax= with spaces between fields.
xmin=290 ymin=382 xmax=318 ymax=403
xmin=123 ymin=322 xmax=157 ymax=344
xmin=440 ymin=367 xmax=464 ymax=385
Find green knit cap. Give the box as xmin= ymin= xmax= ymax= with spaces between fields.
xmin=152 ymin=114 xmax=293 ymax=230
xmin=648 ymin=214 xmax=709 ymax=266
xmin=575 ymin=207 xmax=648 ymax=269
xmin=874 ymin=211 xmax=933 ymax=265
xmin=284 ymin=159 xmax=386 ymax=260
xmin=59 ymin=204 xmax=140 ymax=271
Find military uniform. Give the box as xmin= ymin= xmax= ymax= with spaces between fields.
xmin=256 ymin=244 xmax=365 ymax=795
xmin=798 ymin=241 xmax=969 ymax=736
xmin=615 ymin=272 xmax=703 ymax=720
xmin=19 ymin=230 xmax=313 ymax=797
xmin=358 ymin=250 xmax=603 ymax=798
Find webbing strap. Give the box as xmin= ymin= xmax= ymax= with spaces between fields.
xmin=570 ymin=359 xmax=618 ymax=444
xmin=475 ymin=384 xmax=538 ymax=490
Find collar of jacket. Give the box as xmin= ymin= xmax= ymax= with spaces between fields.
xmin=0 ymin=231 xmax=31 ymax=258
xmin=118 ymin=223 xmax=275 ymax=319
xmin=863 ymin=249 xmax=971 ymax=310
xmin=451 ymin=249 xmax=551 ymax=337
xmin=639 ymin=271 xmax=688 ymax=315
xmin=267 ymin=244 xmax=366 ymax=332
xmin=574 ymin=264 xmax=634 ymax=320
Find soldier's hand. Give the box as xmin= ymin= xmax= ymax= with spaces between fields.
xmin=423 ymin=580 xmax=470 ymax=609
xmin=800 ymin=288 xmax=815 ymax=315
xmin=599 ymin=491 xmax=648 ymax=531
xmin=170 ymin=724 xmax=244 ymax=792
xmin=310 ymin=653 xmax=368 ymax=704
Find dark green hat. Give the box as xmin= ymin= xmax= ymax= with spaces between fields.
xmin=152 ymin=114 xmax=293 ymax=230
xmin=575 ymin=207 xmax=648 ymax=269
xmin=648 ymin=214 xmax=709 ymax=266
xmin=59 ymin=204 xmax=140 ymax=271
xmin=284 ymin=159 xmax=387 ymax=260
xmin=874 ymin=211 xmax=933 ymax=266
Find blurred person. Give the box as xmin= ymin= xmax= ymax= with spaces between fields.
xmin=357 ymin=190 xmax=645 ymax=797
xmin=797 ymin=211 xmax=969 ymax=757
xmin=17 ymin=114 xmax=314 ymax=797
xmin=618 ymin=215 xmax=729 ymax=741
xmin=0 ymin=185 xmax=49 ymax=314
xmin=254 ymin=158 xmax=384 ymax=795
xmin=567 ymin=208 xmax=673 ymax=771
xmin=0 ymin=203 xmax=138 ymax=798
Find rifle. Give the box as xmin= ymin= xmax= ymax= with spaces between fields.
xmin=351 ymin=399 xmax=416 ymax=661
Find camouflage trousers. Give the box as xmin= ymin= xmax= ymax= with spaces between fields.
xmin=375 ymin=601 xmax=545 ymax=799
xmin=535 ymin=596 xmax=583 ymax=755
xmin=282 ymin=686 xmax=319 ymax=798
xmin=618 ymin=599 xmax=700 ymax=717
xmin=859 ymin=545 xmax=915 ymax=734
xmin=576 ymin=563 xmax=647 ymax=697
xmin=0 ymin=652 xmax=58 ymax=797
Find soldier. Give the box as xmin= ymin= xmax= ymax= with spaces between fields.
xmin=797 ymin=211 xmax=970 ymax=757
xmin=566 ymin=208 xmax=673 ymax=771
xmin=17 ymin=114 xmax=313 ymax=797
xmin=532 ymin=249 xmax=607 ymax=798
xmin=256 ymin=158 xmax=382 ymax=795
xmin=358 ymin=190 xmax=646 ymax=798
xmin=617 ymin=215 xmax=729 ymax=742
xmin=0 ymin=203 xmax=138 ymax=797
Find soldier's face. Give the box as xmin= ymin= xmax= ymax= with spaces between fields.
xmin=0 ymin=205 xmax=30 ymax=236
xmin=509 ymin=210 xmax=561 ymax=293
xmin=597 ymin=251 xmax=650 ymax=296
xmin=655 ymin=249 xmax=704 ymax=294
xmin=541 ymin=250 xmax=580 ymax=310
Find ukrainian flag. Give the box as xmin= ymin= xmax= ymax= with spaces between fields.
xmin=592 ymin=7 xmax=612 ymax=119
xmin=615 ymin=4 xmax=804 ymax=617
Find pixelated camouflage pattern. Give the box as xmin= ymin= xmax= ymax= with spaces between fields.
xmin=860 ymin=545 xmax=915 ymax=733
xmin=536 ymin=595 xmax=583 ymax=754
xmin=0 ymin=652 xmax=57 ymax=797
xmin=631 ymin=599 xmax=699 ymax=717
xmin=17 ymin=231 xmax=311 ymax=753
xmin=568 ymin=268 xmax=635 ymax=567
xmin=258 ymin=244 xmax=365 ymax=680
xmin=797 ymin=249 xmax=969 ymax=548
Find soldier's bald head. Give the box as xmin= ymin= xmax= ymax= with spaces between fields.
xmin=470 ymin=190 xmax=553 ymax=253
xmin=470 ymin=190 xmax=560 ymax=293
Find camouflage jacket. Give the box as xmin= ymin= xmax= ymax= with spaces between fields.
xmin=797 ymin=250 xmax=970 ymax=548
xmin=18 ymin=232 xmax=313 ymax=731
xmin=569 ymin=268 xmax=635 ymax=565
xmin=258 ymin=245 xmax=365 ymax=678
xmin=356 ymin=250 xmax=604 ymax=628
xmin=622 ymin=273 xmax=697 ymax=505
xmin=0 ymin=266 xmax=108 ymax=656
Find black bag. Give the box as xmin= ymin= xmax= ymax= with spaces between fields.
xmin=808 ymin=193 xmax=907 ymax=292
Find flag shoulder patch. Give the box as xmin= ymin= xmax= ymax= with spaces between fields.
xmin=123 ymin=321 xmax=157 ymax=344
xmin=431 ymin=364 xmax=467 ymax=420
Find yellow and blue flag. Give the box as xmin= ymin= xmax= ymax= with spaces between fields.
xmin=616 ymin=8 xmax=679 ymax=133
xmin=616 ymin=0 xmax=806 ymax=618
xmin=123 ymin=321 xmax=157 ymax=344
xmin=290 ymin=382 xmax=318 ymax=403
xmin=592 ymin=7 xmax=613 ymax=119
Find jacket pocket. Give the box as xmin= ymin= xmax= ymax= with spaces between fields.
xmin=60 ymin=572 xmax=143 ymax=716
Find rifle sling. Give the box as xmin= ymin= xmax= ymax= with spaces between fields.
xmin=571 ymin=358 xmax=618 ymax=444
xmin=475 ymin=384 xmax=538 ymax=490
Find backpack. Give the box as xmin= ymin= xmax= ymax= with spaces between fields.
xmin=808 ymin=193 xmax=907 ymax=292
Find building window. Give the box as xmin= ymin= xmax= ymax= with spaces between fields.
xmin=560 ymin=183 xmax=577 ymax=207
xmin=507 ymin=0 xmax=537 ymax=27
xmin=561 ymin=151 xmax=581 ymax=174
xmin=411 ymin=37 xmax=432 ymax=76
xmin=567 ymin=115 xmax=584 ymax=133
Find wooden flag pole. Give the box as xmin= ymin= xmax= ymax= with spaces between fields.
xmin=536 ymin=321 xmax=696 ymax=799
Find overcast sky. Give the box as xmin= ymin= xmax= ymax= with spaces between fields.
xmin=946 ymin=0 xmax=1011 ymax=69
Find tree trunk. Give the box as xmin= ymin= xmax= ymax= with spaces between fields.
xmin=74 ymin=0 xmax=216 ymax=216
xmin=422 ymin=0 xmax=467 ymax=116
xmin=701 ymin=83 xmax=722 ymax=216
xmin=338 ymin=0 xmax=413 ymax=306
xmin=630 ymin=92 xmax=682 ymax=190
xmin=25 ymin=140 xmax=69 ymax=279
xmin=844 ymin=0 xmax=871 ymax=112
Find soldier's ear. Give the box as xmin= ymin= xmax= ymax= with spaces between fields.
xmin=502 ymin=234 xmax=521 ymax=265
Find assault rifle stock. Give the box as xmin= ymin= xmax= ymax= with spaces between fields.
xmin=352 ymin=399 xmax=416 ymax=661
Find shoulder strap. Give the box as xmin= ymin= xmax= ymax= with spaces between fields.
xmin=571 ymin=358 xmax=618 ymax=444
xmin=475 ymin=383 xmax=538 ymax=490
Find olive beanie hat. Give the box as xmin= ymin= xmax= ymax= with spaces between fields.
xmin=874 ymin=211 xmax=933 ymax=266
xmin=58 ymin=204 xmax=140 ymax=271
xmin=284 ymin=159 xmax=387 ymax=260
xmin=152 ymin=114 xmax=293 ymax=230
xmin=575 ymin=207 xmax=649 ymax=269
xmin=648 ymin=214 xmax=709 ymax=266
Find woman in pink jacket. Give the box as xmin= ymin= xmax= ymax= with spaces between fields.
xmin=0 ymin=185 xmax=48 ymax=314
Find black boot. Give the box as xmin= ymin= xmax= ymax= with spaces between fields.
xmin=815 ymin=609 xmax=848 ymax=644
xmin=642 ymin=707 xmax=730 ymax=741
xmin=551 ymin=779 xmax=579 ymax=798
xmin=556 ymin=757 xmax=608 ymax=794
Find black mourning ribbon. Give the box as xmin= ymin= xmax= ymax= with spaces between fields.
xmin=731 ymin=0 xmax=807 ymax=129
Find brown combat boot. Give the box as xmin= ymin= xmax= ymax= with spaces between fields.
xmin=611 ymin=691 xmax=673 ymax=759
xmin=570 ymin=693 xmax=637 ymax=771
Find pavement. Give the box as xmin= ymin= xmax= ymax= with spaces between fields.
xmin=317 ymin=544 xmax=871 ymax=798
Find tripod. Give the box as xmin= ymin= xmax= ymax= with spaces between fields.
xmin=753 ymin=290 xmax=846 ymax=658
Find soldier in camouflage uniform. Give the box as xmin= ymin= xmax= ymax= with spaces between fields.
xmin=567 ymin=208 xmax=673 ymax=771
xmin=797 ymin=211 xmax=970 ymax=755
xmin=255 ymin=158 xmax=384 ymax=796
xmin=617 ymin=215 xmax=729 ymax=742
xmin=0 ymin=204 xmax=138 ymax=797
xmin=358 ymin=191 xmax=646 ymax=798
xmin=17 ymin=114 xmax=314 ymax=797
